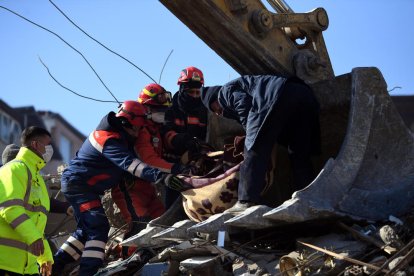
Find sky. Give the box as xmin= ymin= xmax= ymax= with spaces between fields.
xmin=0 ymin=0 xmax=413 ymax=136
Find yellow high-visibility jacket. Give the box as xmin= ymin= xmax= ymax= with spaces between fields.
xmin=0 ymin=147 xmax=53 ymax=274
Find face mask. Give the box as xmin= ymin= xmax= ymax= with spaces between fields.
xmin=42 ymin=145 xmax=54 ymax=163
xmin=151 ymin=112 xmax=165 ymax=124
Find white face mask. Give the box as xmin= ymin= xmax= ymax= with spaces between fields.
xmin=42 ymin=145 xmax=54 ymax=163
xmin=151 ymin=112 xmax=165 ymax=124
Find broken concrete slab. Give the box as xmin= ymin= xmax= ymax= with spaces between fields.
xmin=151 ymin=241 xmax=238 ymax=264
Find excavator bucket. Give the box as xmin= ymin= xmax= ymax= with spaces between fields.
xmin=264 ymin=67 xmax=414 ymax=223
xmin=159 ymin=0 xmax=414 ymax=226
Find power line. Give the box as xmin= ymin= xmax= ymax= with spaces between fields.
xmin=0 ymin=5 xmax=120 ymax=104
xmin=159 ymin=49 xmax=174 ymax=84
xmin=39 ymin=56 xmax=118 ymax=103
xmin=48 ymin=0 xmax=157 ymax=84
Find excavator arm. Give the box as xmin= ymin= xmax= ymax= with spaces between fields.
xmin=160 ymin=0 xmax=334 ymax=84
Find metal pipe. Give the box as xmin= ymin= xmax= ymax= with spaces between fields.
xmin=266 ymin=0 xmax=294 ymax=13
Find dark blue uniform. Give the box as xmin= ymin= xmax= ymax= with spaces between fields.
xmin=54 ymin=112 xmax=163 ymax=276
xmin=203 ymin=75 xmax=320 ymax=203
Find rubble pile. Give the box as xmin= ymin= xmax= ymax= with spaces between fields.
xmin=82 ymin=206 xmax=414 ymax=276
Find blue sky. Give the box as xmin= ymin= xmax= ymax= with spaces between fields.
xmin=1 ymin=0 xmax=412 ymax=136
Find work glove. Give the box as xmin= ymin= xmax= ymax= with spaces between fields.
xmin=186 ymin=138 xmax=214 ymax=160
xmin=156 ymin=174 xmax=192 ymax=192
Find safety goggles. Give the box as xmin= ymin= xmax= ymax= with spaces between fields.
xmin=153 ymin=91 xmax=172 ymax=105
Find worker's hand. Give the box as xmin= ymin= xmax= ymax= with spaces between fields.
xmin=186 ymin=138 xmax=214 ymax=160
xmin=28 ymin=238 xmax=44 ymax=256
xmin=40 ymin=261 xmax=52 ymax=276
xmin=186 ymin=137 xmax=200 ymax=153
xmin=66 ymin=205 xmax=74 ymax=216
xmin=158 ymin=174 xmax=192 ymax=192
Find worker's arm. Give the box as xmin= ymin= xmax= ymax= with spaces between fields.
xmin=0 ymin=164 xmax=43 ymax=245
xmin=101 ymin=137 xmax=164 ymax=183
xmin=227 ymin=90 xmax=252 ymax=130
xmin=134 ymin=127 xmax=174 ymax=173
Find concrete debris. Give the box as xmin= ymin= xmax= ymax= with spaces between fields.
xmin=379 ymin=225 xmax=404 ymax=250
xmin=139 ymin=262 xmax=170 ymax=276
xmin=296 ymin=233 xmax=368 ymax=274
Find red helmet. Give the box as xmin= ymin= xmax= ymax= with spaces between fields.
xmin=138 ymin=83 xmax=172 ymax=107
xmin=116 ymin=101 xmax=151 ymax=127
xmin=177 ymin=66 xmax=204 ymax=86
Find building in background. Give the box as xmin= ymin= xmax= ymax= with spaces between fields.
xmin=0 ymin=100 xmax=22 ymax=153
xmin=0 ymin=99 xmax=85 ymax=174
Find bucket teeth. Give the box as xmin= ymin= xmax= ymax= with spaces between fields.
xmin=187 ymin=213 xmax=234 ymax=234
xmin=224 ymin=205 xmax=275 ymax=228
xmin=152 ymin=219 xmax=197 ymax=241
xmin=120 ymin=225 xmax=168 ymax=247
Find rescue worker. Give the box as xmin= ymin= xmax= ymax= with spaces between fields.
xmin=201 ymin=75 xmax=321 ymax=215
xmin=0 ymin=126 xmax=54 ymax=276
xmin=2 ymin=144 xmax=74 ymax=217
xmin=111 ymin=84 xmax=189 ymax=258
xmin=52 ymin=101 xmax=186 ymax=276
xmin=161 ymin=66 xmax=210 ymax=207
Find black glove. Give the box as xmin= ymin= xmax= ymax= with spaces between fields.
xmin=186 ymin=138 xmax=201 ymax=154
xmin=186 ymin=138 xmax=214 ymax=160
xmin=160 ymin=174 xmax=192 ymax=192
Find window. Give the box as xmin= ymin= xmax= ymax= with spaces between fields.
xmin=60 ymin=135 xmax=72 ymax=164
xmin=9 ymin=122 xmax=21 ymax=144
xmin=0 ymin=112 xmax=21 ymax=144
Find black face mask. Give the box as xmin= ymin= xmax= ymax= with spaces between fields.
xmin=177 ymin=91 xmax=203 ymax=113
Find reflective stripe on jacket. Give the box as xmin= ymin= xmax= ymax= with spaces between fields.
xmin=61 ymin=112 xmax=163 ymax=195
xmin=0 ymin=147 xmax=52 ymax=274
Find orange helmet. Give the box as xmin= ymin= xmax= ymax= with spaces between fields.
xmin=138 ymin=83 xmax=172 ymax=107
xmin=116 ymin=101 xmax=151 ymax=127
xmin=177 ymin=66 xmax=204 ymax=86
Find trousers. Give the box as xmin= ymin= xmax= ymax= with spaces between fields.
xmin=53 ymin=186 xmax=110 ymax=276
xmin=238 ymin=80 xmax=321 ymax=203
